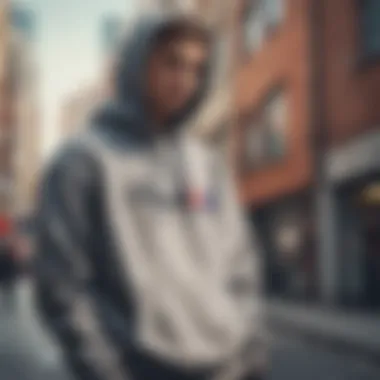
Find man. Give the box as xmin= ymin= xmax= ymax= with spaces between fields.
xmin=34 ymin=15 xmax=269 ymax=380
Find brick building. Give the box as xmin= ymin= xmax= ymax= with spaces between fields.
xmin=9 ymin=5 xmax=40 ymax=219
xmin=234 ymin=0 xmax=380 ymax=311
xmin=0 ymin=0 xmax=8 ymax=86
xmin=234 ymin=0 xmax=315 ymax=301
xmin=0 ymin=3 xmax=40 ymax=220
xmin=11 ymin=30 xmax=40 ymax=219
xmin=318 ymin=0 xmax=380 ymax=309
xmin=0 ymin=0 xmax=11 ymax=216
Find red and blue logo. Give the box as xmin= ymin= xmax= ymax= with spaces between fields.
xmin=128 ymin=183 xmax=219 ymax=213
xmin=181 ymin=189 xmax=219 ymax=212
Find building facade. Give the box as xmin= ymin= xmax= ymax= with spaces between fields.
xmin=0 ymin=0 xmax=8 ymax=99
xmin=318 ymin=0 xmax=380 ymax=310
xmin=0 ymin=0 xmax=11 ymax=217
xmin=235 ymin=0 xmax=315 ymax=301
xmin=235 ymin=0 xmax=380 ymax=312
xmin=0 ymin=2 xmax=39 ymax=222
xmin=9 ymin=5 xmax=40 ymax=219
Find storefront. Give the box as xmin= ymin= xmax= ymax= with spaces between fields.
xmin=335 ymin=176 xmax=380 ymax=310
xmin=326 ymin=130 xmax=380 ymax=311
xmin=251 ymin=192 xmax=317 ymax=301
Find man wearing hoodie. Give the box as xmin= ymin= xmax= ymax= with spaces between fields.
xmin=34 ymin=14 xmax=269 ymax=380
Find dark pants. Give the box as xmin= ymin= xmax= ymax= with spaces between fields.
xmin=0 ymin=253 xmax=18 ymax=285
xmin=126 ymin=348 xmax=265 ymax=380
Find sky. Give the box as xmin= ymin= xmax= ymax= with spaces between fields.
xmin=13 ymin=0 xmax=138 ymax=157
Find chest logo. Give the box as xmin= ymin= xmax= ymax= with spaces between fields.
xmin=179 ymin=189 xmax=219 ymax=212
xmin=128 ymin=183 xmax=218 ymax=213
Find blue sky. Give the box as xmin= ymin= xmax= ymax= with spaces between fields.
xmin=13 ymin=0 xmax=138 ymax=155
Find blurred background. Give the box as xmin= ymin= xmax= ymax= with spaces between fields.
xmin=0 ymin=0 xmax=380 ymax=379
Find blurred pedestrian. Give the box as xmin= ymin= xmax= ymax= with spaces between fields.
xmin=0 ymin=219 xmax=18 ymax=311
xmin=34 ymin=14 xmax=269 ymax=380
xmin=12 ymin=217 xmax=35 ymax=280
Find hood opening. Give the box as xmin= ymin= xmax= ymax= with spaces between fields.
xmin=92 ymin=14 xmax=215 ymax=143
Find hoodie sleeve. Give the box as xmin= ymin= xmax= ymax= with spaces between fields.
xmin=33 ymin=146 xmax=128 ymax=380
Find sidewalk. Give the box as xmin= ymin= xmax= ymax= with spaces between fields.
xmin=0 ymin=280 xmax=72 ymax=379
xmin=266 ymin=299 xmax=380 ymax=364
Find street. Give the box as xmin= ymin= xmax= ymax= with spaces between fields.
xmin=0 ymin=281 xmax=379 ymax=380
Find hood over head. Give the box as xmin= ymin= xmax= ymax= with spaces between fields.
xmin=92 ymin=14 xmax=214 ymax=145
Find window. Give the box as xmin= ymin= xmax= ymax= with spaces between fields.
xmin=242 ymin=0 xmax=284 ymax=54
xmin=0 ymin=135 xmax=14 ymax=180
xmin=243 ymin=0 xmax=264 ymax=53
xmin=265 ymin=92 xmax=287 ymax=158
xmin=242 ymin=90 xmax=287 ymax=170
xmin=244 ymin=120 xmax=266 ymax=168
xmin=252 ymin=193 xmax=317 ymax=300
xmin=0 ymin=177 xmax=13 ymax=194
xmin=359 ymin=0 xmax=380 ymax=58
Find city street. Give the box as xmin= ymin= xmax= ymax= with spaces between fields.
xmin=0 ymin=280 xmax=379 ymax=380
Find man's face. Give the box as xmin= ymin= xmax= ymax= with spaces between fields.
xmin=146 ymin=38 xmax=209 ymax=119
